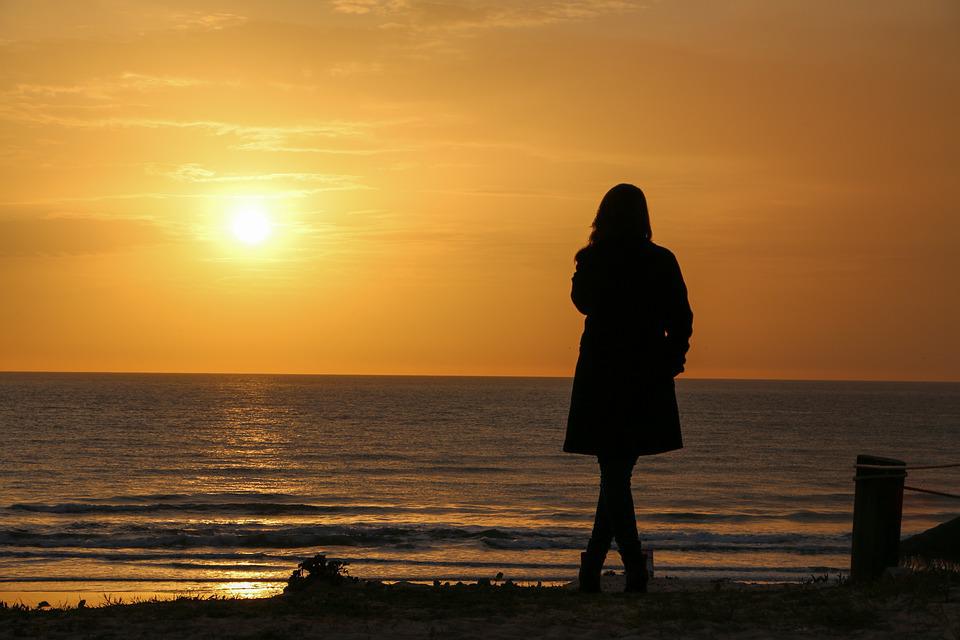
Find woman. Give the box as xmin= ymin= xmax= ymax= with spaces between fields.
xmin=564 ymin=183 xmax=693 ymax=593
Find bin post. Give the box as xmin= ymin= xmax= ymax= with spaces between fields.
xmin=851 ymin=454 xmax=906 ymax=582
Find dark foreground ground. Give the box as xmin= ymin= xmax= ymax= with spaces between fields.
xmin=2 ymin=573 xmax=958 ymax=640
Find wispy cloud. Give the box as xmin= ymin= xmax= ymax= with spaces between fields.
xmin=0 ymin=96 xmax=414 ymax=155
xmin=327 ymin=62 xmax=384 ymax=77
xmin=169 ymin=11 xmax=249 ymax=31
xmin=3 ymin=73 xmax=211 ymax=101
xmin=418 ymin=187 xmax=588 ymax=200
xmin=0 ymin=107 xmax=372 ymax=147
xmin=333 ymin=0 xmax=641 ymax=31
xmin=152 ymin=163 xmax=366 ymax=187
xmin=0 ymin=183 xmax=372 ymax=208
xmin=332 ymin=0 xmax=409 ymax=15
xmin=60 ymin=117 xmax=360 ymax=137
xmin=0 ymin=8 xmax=249 ymax=44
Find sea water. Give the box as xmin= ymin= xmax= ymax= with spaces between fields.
xmin=1 ymin=373 xmax=957 ymax=604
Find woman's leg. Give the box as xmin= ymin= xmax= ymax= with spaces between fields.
xmin=579 ymin=461 xmax=615 ymax=592
xmin=581 ymin=454 xmax=642 ymax=592
xmin=596 ymin=455 xmax=640 ymax=553
xmin=595 ymin=454 xmax=647 ymax=592
xmin=586 ymin=482 xmax=614 ymax=557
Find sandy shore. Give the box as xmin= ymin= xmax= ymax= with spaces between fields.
xmin=2 ymin=574 xmax=958 ymax=639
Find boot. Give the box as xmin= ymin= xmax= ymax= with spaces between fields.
xmin=578 ymin=550 xmax=605 ymax=593
xmin=620 ymin=544 xmax=648 ymax=593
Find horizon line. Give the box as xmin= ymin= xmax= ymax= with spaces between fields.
xmin=1 ymin=369 xmax=957 ymax=385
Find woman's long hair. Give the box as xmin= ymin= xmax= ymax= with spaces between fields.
xmin=584 ymin=183 xmax=652 ymax=250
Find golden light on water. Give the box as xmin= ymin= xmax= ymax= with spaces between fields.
xmin=217 ymin=581 xmax=281 ymax=599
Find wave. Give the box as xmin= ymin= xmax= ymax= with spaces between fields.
xmin=7 ymin=502 xmax=403 ymax=516
xmin=98 ymin=492 xmax=305 ymax=503
xmin=0 ymin=549 xmax=289 ymax=562
xmin=0 ymin=522 xmax=851 ymax=555
xmin=0 ymin=524 xmax=539 ymax=550
xmin=480 ymin=529 xmax=850 ymax=553
xmin=4 ymin=500 xmax=900 ymax=525
xmin=652 ymin=510 xmax=854 ymax=524
xmin=5 ymin=499 xmax=572 ymax=518
xmin=0 ymin=549 xmax=850 ymax=575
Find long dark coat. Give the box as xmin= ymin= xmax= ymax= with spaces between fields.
xmin=564 ymin=240 xmax=693 ymax=457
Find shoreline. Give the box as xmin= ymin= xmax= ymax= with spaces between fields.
xmin=0 ymin=569 xmax=849 ymax=609
xmin=0 ymin=573 xmax=848 ymax=609
xmin=2 ymin=574 xmax=957 ymax=639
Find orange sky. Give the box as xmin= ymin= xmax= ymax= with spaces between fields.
xmin=1 ymin=1 xmax=957 ymax=380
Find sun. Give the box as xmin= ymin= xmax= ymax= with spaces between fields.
xmin=230 ymin=203 xmax=272 ymax=245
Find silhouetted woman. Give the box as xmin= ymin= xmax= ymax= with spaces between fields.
xmin=564 ymin=184 xmax=693 ymax=593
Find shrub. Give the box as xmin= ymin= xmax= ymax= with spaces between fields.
xmin=284 ymin=554 xmax=354 ymax=593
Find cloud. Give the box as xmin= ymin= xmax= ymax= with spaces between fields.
xmin=86 ymin=117 xmax=361 ymax=139
xmin=0 ymin=7 xmax=249 ymax=43
xmin=0 ymin=106 xmax=372 ymax=149
xmin=3 ymin=73 xmax=209 ymax=101
xmin=153 ymin=163 xmax=367 ymax=188
xmin=0 ymin=182 xmax=373 ymax=208
xmin=0 ymin=216 xmax=172 ymax=257
xmin=161 ymin=164 xmax=216 ymax=181
xmin=419 ymin=187 xmax=587 ymax=200
xmin=171 ymin=12 xmax=249 ymax=31
xmin=0 ymin=99 xmax=411 ymax=155
xmin=332 ymin=0 xmax=640 ymax=30
xmin=115 ymin=73 xmax=210 ymax=90
xmin=328 ymin=62 xmax=384 ymax=77
xmin=333 ymin=0 xmax=409 ymax=15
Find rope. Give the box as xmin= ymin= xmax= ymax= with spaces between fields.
xmin=851 ymin=460 xmax=960 ymax=499
xmin=904 ymin=485 xmax=960 ymax=500
xmin=853 ymin=474 xmax=908 ymax=481
xmin=900 ymin=463 xmax=960 ymax=470
xmin=856 ymin=462 xmax=960 ymax=471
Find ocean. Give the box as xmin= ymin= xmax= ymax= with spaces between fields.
xmin=1 ymin=373 xmax=958 ymax=605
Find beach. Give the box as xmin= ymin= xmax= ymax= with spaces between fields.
xmin=3 ymin=573 xmax=959 ymax=639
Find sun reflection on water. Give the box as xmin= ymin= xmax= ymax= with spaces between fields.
xmin=216 ymin=581 xmax=282 ymax=599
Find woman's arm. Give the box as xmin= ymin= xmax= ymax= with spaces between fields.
xmin=571 ymin=250 xmax=595 ymax=315
xmin=664 ymin=253 xmax=693 ymax=376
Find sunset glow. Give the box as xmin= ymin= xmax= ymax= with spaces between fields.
xmin=0 ymin=1 xmax=957 ymax=380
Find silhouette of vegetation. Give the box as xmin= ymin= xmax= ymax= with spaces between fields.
xmin=284 ymin=554 xmax=356 ymax=593
xmin=902 ymin=515 xmax=960 ymax=565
